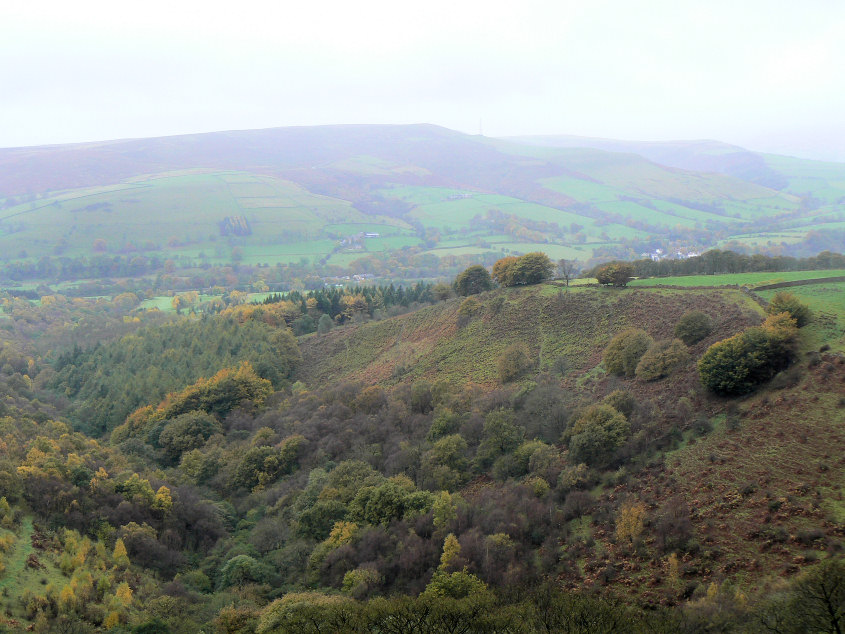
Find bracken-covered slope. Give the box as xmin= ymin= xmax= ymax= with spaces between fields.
xmin=301 ymin=283 xmax=845 ymax=600
xmin=300 ymin=284 xmax=763 ymax=390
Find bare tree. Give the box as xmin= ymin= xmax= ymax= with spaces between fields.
xmin=556 ymin=259 xmax=580 ymax=287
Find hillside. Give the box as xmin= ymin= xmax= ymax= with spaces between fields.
xmin=0 ymin=272 xmax=844 ymax=630
xmin=2 ymin=125 xmax=842 ymax=288
xmin=305 ymin=281 xmax=845 ymax=607
xmin=300 ymin=285 xmax=763 ymax=389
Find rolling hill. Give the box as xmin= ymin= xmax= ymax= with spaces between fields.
xmin=1 ymin=125 xmax=843 ymax=283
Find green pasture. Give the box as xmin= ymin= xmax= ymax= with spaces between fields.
xmin=551 ymin=147 xmax=786 ymax=203
xmin=539 ymin=176 xmax=620 ymax=203
xmin=650 ymin=199 xmax=741 ymax=224
xmin=378 ymin=185 xmax=604 ymax=233
xmin=629 ymin=269 xmax=845 ymax=289
xmin=434 ymin=234 xmax=511 ymax=248
xmin=362 ymin=236 xmax=422 ymax=252
xmin=324 ymin=222 xmax=413 ymax=236
xmin=494 ymin=243 xmax=592 ymax=259
xmin=0 ymin=517 xmax=68 ymax=625
xmin=138 ymin=290 xmax=276 ymax=313
xmin=421 ymin=246 xmax=501 ymax=257
xmin=595 ymin=200 xmax=698 ymax=228
xmin=717 ymin=232 xmax=807 ymax=248
xmin=325 ymin=252 xmax=375 ymax=267
xmin=763 ymin=154 xmax=845 ymax=202
xmin=0 ymin=171 xmax=372 ymax=262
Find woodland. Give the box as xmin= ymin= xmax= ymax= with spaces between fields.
xmin=0 ymin=248 xmax=842 ymax=633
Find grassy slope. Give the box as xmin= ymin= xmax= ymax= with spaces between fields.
xmin=0 ymin=517 xmax=69 ymax=626
xmin=0 ymin=171 xmax=410 ymax=262
xmin=629 ymin=272 xmax=845 ymax=353
xmin=301 ymin=284 xmax=763 ymax=390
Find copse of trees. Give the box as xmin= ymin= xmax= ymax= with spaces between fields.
xmin=51 ymin=317 xmax=300 ymax=435
xmin=491 ymin=252 xmax=553 ymax=287
xmin=262 ymin=282 xmax=437 ymax=333
xmin=595 ymin=262 xmax=634 ymax=287
xmin=698 ymin=312 xmax=799 ymax=395
xmin=453 ymin=265 xmax=493 ymax=296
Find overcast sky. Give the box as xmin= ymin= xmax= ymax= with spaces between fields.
xmin=2 ymin=0 xmax=844 ymax=160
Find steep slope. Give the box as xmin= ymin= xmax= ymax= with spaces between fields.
xmin=300 ymin=282 xmax=845 ymax=601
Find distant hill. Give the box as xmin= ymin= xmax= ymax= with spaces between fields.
xmin=503 ymin=135 xmax=789 ymax=188
xmin=1 ymin=125 xmax=843 ymax=278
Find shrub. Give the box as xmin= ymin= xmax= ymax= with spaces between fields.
xmin=603 ymin=329 xmax=654 ymax=377
xmin=497 ymin=343 xmax=533 ymax=383
xmin=635 ymin=339 xmax=689 ymax=381
xmin=457 ymin=297 xmax=482 ymax=327
xmin=767 ymin=292 xmax=811 ymax=327
xmin=257 ymin=592 xmax=358 ymax=634
xmin=674 ymin=310 xmax=714 ymax=345
xmin=317 ymin=313 xmax=333 ymax=334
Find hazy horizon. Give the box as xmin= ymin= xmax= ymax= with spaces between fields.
xmin=2 ymin=0 xmax=844 ymax=162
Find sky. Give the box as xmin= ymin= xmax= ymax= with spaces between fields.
xmin=2 ymin=0 xmax=844 ymax=161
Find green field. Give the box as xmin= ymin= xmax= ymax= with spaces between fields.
xmin=0 ymin=171 xmax=400 ymax=263
xmin=378 ymin=185 xmax=615 ymax=235
xmin=629 ymin=269 xmax=845 ymax=288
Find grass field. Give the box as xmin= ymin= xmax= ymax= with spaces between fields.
xmin=377 ymin=185 xmax=635 ymax=241
xmin=0 ymin=171 xmax=401 ymax=263
xmin=629 ymin=269 xmax=845 ymax=288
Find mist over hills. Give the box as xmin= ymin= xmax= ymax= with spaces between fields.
xmin=1 ymin=124 xmax=843 ymax=274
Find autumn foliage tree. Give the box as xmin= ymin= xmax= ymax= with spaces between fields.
xmin=767 ymin=291 xmax=811 ymax=327
xmin=492 ymin=252 xmax=553 ymax=286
